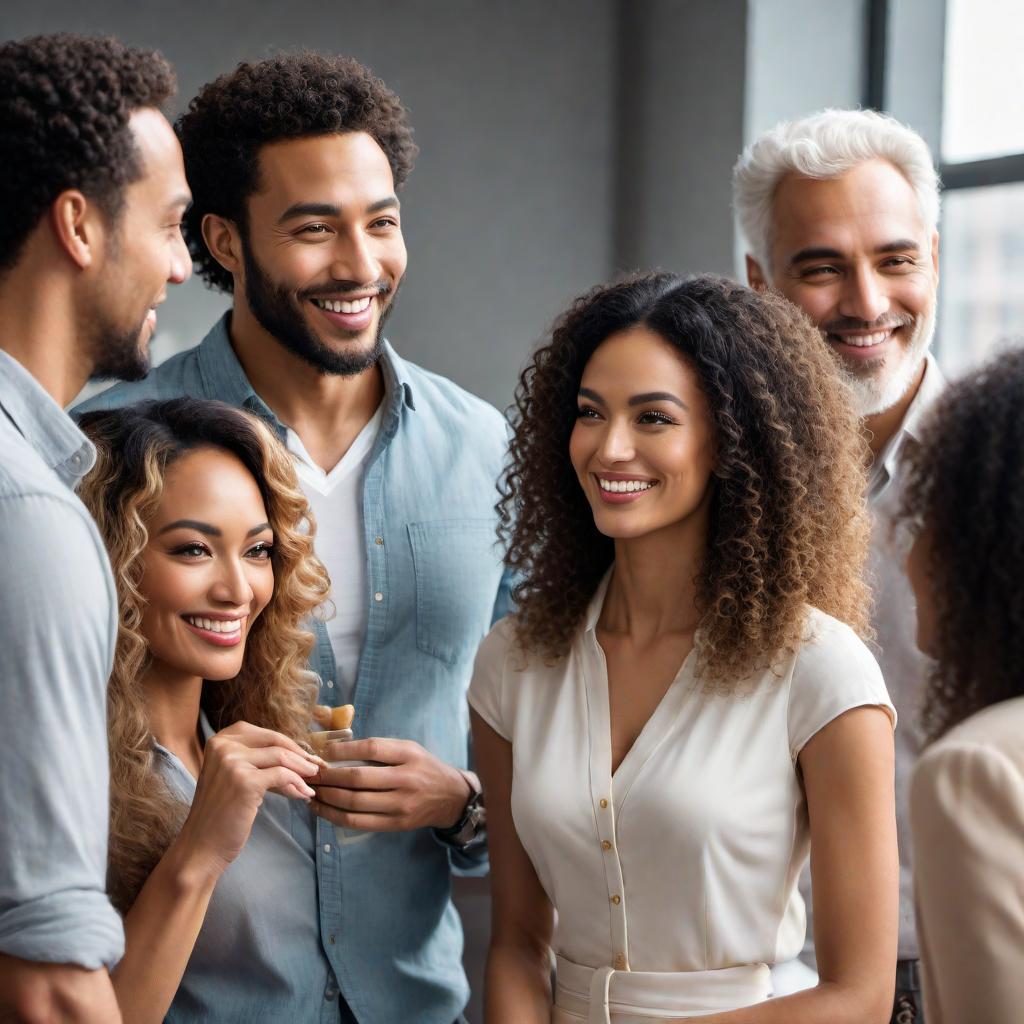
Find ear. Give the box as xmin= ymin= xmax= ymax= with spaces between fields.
xmin=930 ymin=230 xmax=939 ymax=279
xmin=745 ymin=254 xmax=769 ymax=292
xmin=50 ymin=189 xmax=104 ymax=270
xmin=202 ymin=213 xmax=244 ymax=278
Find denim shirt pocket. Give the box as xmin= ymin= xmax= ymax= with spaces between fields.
xmin=407 ymin=518 xmax=500 ymax=666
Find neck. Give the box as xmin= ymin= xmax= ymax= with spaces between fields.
xmin=228 ymin=300 xmax=384 ymax=472
xmin=143 ymin=662 xmax=205 ymax=772
xmin=863 ymin=358 xmax=928 ymax=460
xmin=601 ymin=506 xmax=708 ymax=643
xmin=0 ymin=258 xmax=90 ymax=407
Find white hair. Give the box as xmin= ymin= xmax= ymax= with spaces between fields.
xmin=732 ymin=108 xmax=941 ymax=275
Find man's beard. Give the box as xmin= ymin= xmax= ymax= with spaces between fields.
xmin=88 ymin=314 xmax=151 ymax=383
xmin=824 ymin=307 xmax=936 ymax=418
xmin=243 ymin=243 xmax=396 ymax=377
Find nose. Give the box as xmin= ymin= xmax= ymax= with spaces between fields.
xmin=838 ymin=264 xmax=889 ymax=323
xmin=169 ymin=229 xmax=192 ymax=285
xmin=208 ymin=556 xmax=254 ymax=609
xmin=330 ymin=229 xmax=380 ymax=286
xmin=598 ymin=416 xmax=636 ymax=464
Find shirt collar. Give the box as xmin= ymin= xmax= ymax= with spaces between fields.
xmin=582 ymin=567 xmax=616 ymax=634
xmin=195 ymin=312 xmax=416 ymax=434
xmin=870 ymin=353 xmax=945 ymax=500
xmin=0 ymin=349 xmax=96 ymax=487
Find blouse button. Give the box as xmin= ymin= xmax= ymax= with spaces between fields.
xmin=599 ymin=798 xmax=608 ymax=809
xmin=610 ymin=894 xmax=621 ymax=905
xmin=375 ymin=536 xmax=384 ymax=545
xmin=601 ymin=840 xmax=612 ymax=852
xmin=374 ymin=592 xmax=384 ymax=602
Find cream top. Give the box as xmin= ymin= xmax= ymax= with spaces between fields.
xmin=469 ymin=573 xmax=895 ymax=978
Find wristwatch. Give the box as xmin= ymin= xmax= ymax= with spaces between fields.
xmin=434 ymin=770 xmax=486 ymax=849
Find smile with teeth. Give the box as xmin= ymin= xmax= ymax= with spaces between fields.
xmin=183 ymin=615 xmax=244 ymax=635
xmin=598 ymin=478 xmax=657 ymax=493
xmin=312 ymin=296 xmax=372 ymax=314
xmin=830 ymin=329 xmax=893 ymax=348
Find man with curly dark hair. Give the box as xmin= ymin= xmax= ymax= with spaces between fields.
xmin=0 ymin=32 xmax=190 ymax=1024
xmin=77 ymin=52 xmax=510 ymax=1024
xmin=734 ymin=111 xmax=946 ymax=1022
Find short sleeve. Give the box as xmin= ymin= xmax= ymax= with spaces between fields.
xmin=467 ymin=616 xmax=515 ymax=740
xmin=787 ymin=611 xmax=896 ymax=761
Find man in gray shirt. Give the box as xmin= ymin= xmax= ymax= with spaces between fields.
xmin=0 ymin=34 xmax=190 ymax=1021
xmin=734 ymin=109 xmax=944 ymax=1024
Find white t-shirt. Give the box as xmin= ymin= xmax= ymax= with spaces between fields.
xmin=286 ymin=404 xmax=384 ymax=705
xmin=468 ymin=571 xmax=895 ymax=1019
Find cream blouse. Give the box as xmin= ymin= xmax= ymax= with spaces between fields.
xmin=468 ymin=573 xmax=895 ymax=1020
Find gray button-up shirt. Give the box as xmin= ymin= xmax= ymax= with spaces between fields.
xmin=0 ymin=350 xmax=123 ymax=969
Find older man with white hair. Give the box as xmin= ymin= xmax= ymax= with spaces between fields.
xmin=733 ymin=109 xmax=945 ymax=1024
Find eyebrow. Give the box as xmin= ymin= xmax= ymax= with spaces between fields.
xmin=578 ymin=387 xmax=688 ymax=411
xmin=277 ymin=195 xmax=400 ymax=224
xmin=157 ymin=519 xmax=272 ymax=538
xmin=789 ymin=239 xmax=921 ymax=265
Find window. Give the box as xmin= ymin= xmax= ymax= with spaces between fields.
xmin=881 ymin=0 xmax=1024 ymax=375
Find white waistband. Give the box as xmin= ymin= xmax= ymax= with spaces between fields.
xmin=555 ymin=954 xmax=772 ymax=1023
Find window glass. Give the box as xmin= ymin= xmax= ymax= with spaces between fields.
xmin=938 ymin=182 xmax=1024 ymax=377
xmin=943 ymin=0 xmax=1024 ymax=163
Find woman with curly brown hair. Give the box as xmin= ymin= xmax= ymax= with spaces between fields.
xmin=77 ymin=397 xmax=333 ymax=1023
xmin=469 ymin=273 xmax=899 ymax=1023
xmin=903 ymin=349 xmax=1024 ymax=1023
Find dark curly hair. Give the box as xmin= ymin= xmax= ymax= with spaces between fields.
xmin=502 ymin=272 xmax=871 ymax=685
xmin=0 ymin=33 xmax=176 ymax=274
xmin=900 ymin=348 xmax=1024 ymax=741
xmin=177 ymin=52 xmax=418 ymax=293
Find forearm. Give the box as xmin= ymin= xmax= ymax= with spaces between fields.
xmin=484 ymin=940 xmax=552 ymax=1024
xmin=679 ymin=979 xmax=891 ymax=1023
xmin=0 ymin=956 xmax=121 ymax=1024
xmin=111 ymin=840 xmax=218 ymax=1024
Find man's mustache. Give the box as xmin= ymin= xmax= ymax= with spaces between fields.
xmin=299 ymin=280 xmax=393 ymax=301
xmin=821 ymin=313 xmax=915 ymax=334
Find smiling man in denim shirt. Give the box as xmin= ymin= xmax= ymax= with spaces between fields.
xmin=76 ymin=53 xmax=510 ymax=1024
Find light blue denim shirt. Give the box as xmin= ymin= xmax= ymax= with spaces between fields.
xmin=76 ymin=315 xmax=511 ymax=1023
xmin=0 ymin=350 xmax=123 ymax=970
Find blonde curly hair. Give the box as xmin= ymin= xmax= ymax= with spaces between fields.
xmin=78 ymin=398 xmax=330 ymax=913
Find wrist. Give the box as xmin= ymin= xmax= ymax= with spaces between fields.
xmin=434 ymin=769 xmax=485 ymax=847
xmin=438 ymin=765 xmax=474 ymax=829
xmin=163 ymin=829 xmax=226 ymax=895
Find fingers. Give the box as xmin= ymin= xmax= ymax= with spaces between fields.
xmin=217 ymin=721 xmax=317 ymax=759
xmin=260 ymin=766 xmax=317 ymax=800
xmin=331 ymin=737 xmax=414 ymax=766
xmin=315 ymin=764 xmax=397 ymax=790
xmin=312 ymin=784 xmax=405 ymax=816
xmin=308 ymin=798 xmax=404 ymax=833
xmin=244 ymin=744 xmax=323 ymax=777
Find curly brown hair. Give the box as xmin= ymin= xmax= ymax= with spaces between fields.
xmin=900 ymin=348 xmax=1024 ymax=741
xmin=501 ymin=272 xmax=871 ymax=684
xmin=78 ymin=398 xmax=330 ymax=913
xmin=177 ymin=51 xmax=418 ymax=293
xmin=0 ymin=33 xmax=175 ymax=273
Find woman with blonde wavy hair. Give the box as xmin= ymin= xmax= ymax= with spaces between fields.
xmin=469 ymin=273 xmax=899 ymax=1022
xmin=77 ymin=397 xmax=332 ymax=1023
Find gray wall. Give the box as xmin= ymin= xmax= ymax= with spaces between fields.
xmin=6 ymin=0 xmax=619 ymax=412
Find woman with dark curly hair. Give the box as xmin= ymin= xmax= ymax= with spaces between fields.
xmin=77 ymin=398 xmax=333 ymax=1023
xmin=903 ymin=349 xmax=1024 ymax=1023
xmin=469 ymin=273 xmax=899 ymax=1022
